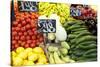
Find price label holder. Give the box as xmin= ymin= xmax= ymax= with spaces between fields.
xmin=18 ymin=1 xmax=38 ymax=12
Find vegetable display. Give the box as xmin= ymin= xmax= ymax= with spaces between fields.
xmin=64 ymin=21 xmax=97 ymax=62
xmin=11 ymin=1 xmax=97 ymax=66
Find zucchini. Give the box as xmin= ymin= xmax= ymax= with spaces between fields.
xmin=72 ymin=30 xmax=88 ymax=34
xmin=71 ymin=28 xmax=87 ymax=32
xmin=78 ymin=41 xmax=96 ymax=46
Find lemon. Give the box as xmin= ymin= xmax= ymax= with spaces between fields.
xmin=16 ymin=47 xmax=25 ymax=54
xmin=28 ymin=53 xmax=38 ymax=62
xmin=33 ymin=47 xmax=44 ymax=54
xmin=38 ymin=57 xmax=47 ymax=63
xmin=23 ymin=60 xmax=34 ymax=65
xmin=25 ymin=48 xmax=33 ymax=53
xmin=13 ymin=57 xmax=23 ymax=66
xmin=17 ymin=51 xmax=27 ymax=59
xmin=11 ymin=51 xmax=17 ymax=57
xmin=28 ymin=51 xmax=33 ymax=57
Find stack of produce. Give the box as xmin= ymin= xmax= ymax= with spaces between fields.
xmin=11 ymin=2 xmax=44 ymax=50
xmin=64 ymin=21 xmax=97 ymax=62
xmin=47 ymin=41 xmax=75 ymax=64
xmin=39 ymin=2 xmax=75 ymax=24
xmin=11 ymin=47 xmax=48 ymax=66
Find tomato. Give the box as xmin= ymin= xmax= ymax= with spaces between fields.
xmin=26 ymin=35 xmax=31 ymax=40
xmin=21 ymin=26 xmax=26 ymax=32
xmin=25 ymin=24 xmax=31 ymax=30
xmin=14 ymin=44 xmax=19 ymax=48
xmin=18 ymin=32 xmax=23 ymax=36
xmin=28 ymin=30 xmax=33 ymax=36
xmin=34 ymin=30 xmax=38 ymax=35
xmin=15 ymin=36 xmax=19 ymax=40
xmin=22 ymin=20 xmax=26 ymax=26
xmin=12 ymin=27 xmax=15 ymax=31
xmin=26 ymin=18 xmax=31 ymax=23
xmin=32 ymin=36 xmax=36 ymax=40
xmin=39 ymin=37 xmax=44 ymax=42
xmin=12 ymin=40 xmax=17 ymax=45
xmin=18 ymin=40 xmax=22 ymax=44
xmin=24 ymin=32 xmax=28 ymax=36
xmin=30 ymin=43 xmax=35 ymax=48
xmin=20 ymin=36 xmax=25 ymax=41
xmin=32 ymin=28 xmax=37 ymax=32
xmin=20 ymin=42 xmax=25 ymax=47
xmin=17 ymin=24 xmax=21 ymax=28
xmin=13 ymin=21 xmax=18 ymax=26
xmin=27 ymin=40 xmax=32 ymax=44
xmin=16 ymin=27 xmax=20 ymax=31
xmin=24 ymin=44 xmax=29 ymax=48
xmin=12 ymin=31 xmax=17 ymax=36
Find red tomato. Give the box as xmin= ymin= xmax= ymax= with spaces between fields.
xmin=32 ymin=36 xmax=36 ymax=40
xmin=12 ymin=40 xmax=17 ymax=45
xmin=18 ymin=24 xmax=22 ymax=28
xmin=39 ymin=37 xmax=44 ymax=42
xmin=30 ymin=43 xmax=35 ymax=48
xmin=16 ymin=27 xmax=20 ymax=31
xmin=28 ymin=30 xmax=33 ymax=36
xmin=18 ymin=40 xmax=22 ymax=44
xmin=13 ymin=21 xmax=18 ymax=26
xmin=27 ymin=40 xmax=32 ymax=44
xmin=21 ymin=26 xmax=26 ymax=32
xmin=26 ymin=35 xmax=31 ymax=40
xmin=24 ymin=32 xmax=28 ymax=36
xmin=24 ymin=44 xmax=29 ymax=48
xmin=14 ymin=44 xmax=19 ymax=48
xmin=15 ymin=36 xmax=19 ymax=40
xmin=18 ymin=32 xmax=23 ymax=36
xmin=32 ymin=28 xmax=37 ymax=32
xmin=26 ymin=18 xmax=31 ymax=23
xmin=34 ymin=30 xmax=38 ymax=35
xmin=12 ymin=27 xmax=15 ymax=31
xmin=20 ymin=36 xmax=25 ymax=41
xmin=36 ymin=39 xmax=40 ymax=45
xmin=12 ymin=31 xmax=17 ymax=36
xmin=25 ymin=24 xmax=31 ymax=30
xmin=20 ymin=42 xmax=25 ymax=47
xmin=22 ymin=20 xmax=26 ymax=26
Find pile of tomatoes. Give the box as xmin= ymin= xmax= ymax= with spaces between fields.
xmin=11 ymin=2 xmax=44 ymax=50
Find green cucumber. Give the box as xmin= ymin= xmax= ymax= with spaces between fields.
xmin=76 ymin=35 xmax=97 ymax=44
xmin=71 ymin=28 xmax=87 ymax=32
xmin=84 ymin=49 xmax=97 ymax=55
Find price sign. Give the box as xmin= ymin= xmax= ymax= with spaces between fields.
xmin=18 ymin=1 xmax=38 ymax=12
xmin=38 ymin=19 xmax=56 ymax=33
xmin=70 ymin=6 xmax=81 ymax=16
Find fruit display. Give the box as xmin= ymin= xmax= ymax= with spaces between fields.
xmin=11 ymin=47 xmax=48 ymax=66
xmin=11 ymin=0 xmax=97 ymax=66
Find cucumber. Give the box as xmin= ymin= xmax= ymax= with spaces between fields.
xmin=68 ymin=34 xmax=77 ymax=39
xmin=71 ymin=28 xmax=87 ymax=32
xmin=78 ymin=41 xmax=96 ymax=46
xmin=77 ymin=44 xmax=97 ymax=49
xmin=84 ymin=49 xmax=97 ymax=55
xmin=72 ymin=30 xmax=88 ymax=34
xmin=67 ymin=25 xmax=85 ymax=31
xmin=75 ymin=32 xmax=91 ymax=39
xmin=76 ymin=35 xmax=97 ymax=44
xmin=83 ymin=53 xmax=97 ymax=58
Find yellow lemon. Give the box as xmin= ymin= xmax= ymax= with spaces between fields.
xmin=28 ymin=53 xmax=38 ymax=62
xmin=33 ymin=47 xmax=44 ymax=54
xmin=25 ymin=48 xmax=33 ymax=53
xmin=16 ymin=47 xmax=25 ymax=54
xmin=24 ymin=60 xmax=34 ymax=66
xmin=17 ymin=51 xmax=27 ymax=59
xmin=38 ymin=57 xmax=47 ymax=63
xmin=28 ymin=51 xmax=33 ymax=57
xmin=13 ymin=57 xmax=23 ymax=66
xmin=11 ymin=51 xmax=17 ymax=57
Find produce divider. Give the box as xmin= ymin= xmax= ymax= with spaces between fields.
xmin=11 ymin=0 xmax=97 ymax=66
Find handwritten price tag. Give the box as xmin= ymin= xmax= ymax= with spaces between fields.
xmin=18 ymin=1 xmax=38 ymax=12
xmin=38 ymin=19 xmax=56 ymax=33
